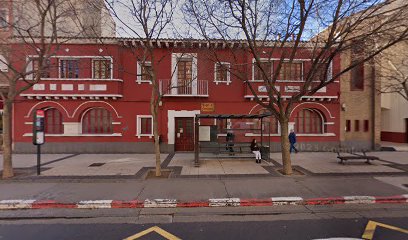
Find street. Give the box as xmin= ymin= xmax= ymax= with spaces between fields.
xmin=0 ymin=204 xmax=407 ymax=239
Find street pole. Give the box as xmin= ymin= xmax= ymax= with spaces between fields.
xmin=37 ymin=144 xmax=41 ymax=175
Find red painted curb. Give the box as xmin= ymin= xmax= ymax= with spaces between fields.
xmin=240 ymin=199 xmax=274 ymax=206
xmin=1 ymin=195 xmax=407 ymax=210
xmin=305 ymin=197 xmax=345 ymax=205
xmin=374 ymin=195 xmax=407 ymax=204
xmin=32 ymin=200 xmax=77 ymax=209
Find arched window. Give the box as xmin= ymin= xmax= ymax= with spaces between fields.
xmin=82 ymin=108 xmax=113 ymax=134
xmin=45 ymin=108 xmax=63 ymax=134
xmin=294 ymin=109 xmax=324 ymax=134
xmin=254 ymin=109 xmax=279 ymax=134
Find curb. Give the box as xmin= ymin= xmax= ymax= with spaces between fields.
xmin=0 ymin=195 xmax=407 ymax=210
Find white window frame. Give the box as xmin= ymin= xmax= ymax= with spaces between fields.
xmin=214 ymin=62 xmax=231 ymax=85
xmin=136 ymin=115 xmax=153 ymax=138
xmin=278 ymin=60 xmax=304 ymax=82
xmin=26 ymin=57 xmax=52 ymax=80
xmin=0 ymin=8 xmax=9 ymax=30
xmin=136 ymin=61 xmax=152 ymax=84
xmin=0 ymin=54 xmax=7 ymax=72
xmin=59 ymin=58 xmax=80 ymax=79
xmin=92 ymin=57 xmax=113 ymax=80
xmin=294 ymin=108 xmax=326 ymax=135
xmin=251 ymin=58 xmax=273 ymax=82
xmin=171 ymin=53 xmax=198 ymax=95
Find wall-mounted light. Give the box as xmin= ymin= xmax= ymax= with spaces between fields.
xmin=341 ymin=103 xmax=346 ymax=111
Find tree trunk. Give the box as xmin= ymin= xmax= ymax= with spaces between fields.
xmin=279 ymin=116 xmax=293 ymax=175
xmin=150 ymin=84 xmax=161 ymax=177
xmin=2 ymin=100 xmax=13 ymax=179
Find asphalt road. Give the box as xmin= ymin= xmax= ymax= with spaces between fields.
xmin=0 ymin=217 xmax=407 ymax=240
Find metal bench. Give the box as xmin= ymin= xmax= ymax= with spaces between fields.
xmin=218 ymin=142 xmax=252 ymax=155
xmin=336 ymin=151 xmax=379 ymax=164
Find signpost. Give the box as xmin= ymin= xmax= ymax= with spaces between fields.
xmin=33 ymin=109 xmax=45 ymax=175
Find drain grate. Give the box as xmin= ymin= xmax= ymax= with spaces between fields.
xmin=89 ymin=162 xmax=106 ymax=167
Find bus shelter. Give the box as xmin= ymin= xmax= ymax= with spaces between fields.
xmin=194 ymin=113 xmax=272 ymax=166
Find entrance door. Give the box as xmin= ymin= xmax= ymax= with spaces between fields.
xmin=175 ymin=117 xmax=194 ymax=151
xmin=177 ymin=59 xmax=193 ymax=95
xmin=406 ymin=118 xmax=408 ymax=143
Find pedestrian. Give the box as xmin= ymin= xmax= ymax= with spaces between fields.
xmin=250 ymin=139 xmax=262 ymax=163
xmin=226 ymin=131 xmax=235 ymax=155
xmin=289 ymin=129 xmax=298 ymax=153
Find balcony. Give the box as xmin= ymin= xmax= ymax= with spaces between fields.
xmin=160 ymin=79 xmax=208 ymax=97
xmin=19 ymin=78 xmax=123 ymax=100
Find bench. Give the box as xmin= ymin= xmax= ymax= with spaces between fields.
xmin=199 ymin=142 xmax=269 ymax=160
xmin=219 ymin=142 xmax=252 ymax=155
xmin=336 ymin=151 xmax=379 ymax=164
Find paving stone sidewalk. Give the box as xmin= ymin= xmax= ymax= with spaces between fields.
xmin=0 ymin=152 xmax=407 ymax=210
xmin=0 ymin=151 xmax=407 ymax=178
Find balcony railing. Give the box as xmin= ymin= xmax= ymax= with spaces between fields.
xmin=19 ymin=78 xmax=123 ymax=100
xmin=160 ymin=79 xmax=208 ymax=97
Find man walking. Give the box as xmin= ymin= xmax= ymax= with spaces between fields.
xmin=289 ymin=129 xmax=298 ymax=153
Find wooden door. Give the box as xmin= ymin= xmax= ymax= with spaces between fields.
xmin=177 ymin=59 xmax=193 ymax=94
xmin=175 ymin=117 xmax=194 ymax=151
xmin=406 ymin=118 xmax=408 ymax=143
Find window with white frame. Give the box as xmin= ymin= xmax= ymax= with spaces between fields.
xmin=82 ymin=108 xmax=113 ymax=134
xmin=60 ymin=59 xmax=80 ymax=78
xmin=93 ymin=59 xmax=112 ymax=79
xmin=0 ymin=8 xmax=9 ymax=30
xmin=137 ymin=115 xmax=153 ymax=137
xmin=0 ymin=54 xmax=7 ymax=72
xmin=32 ymin=58 xmax=51 ymax=78
xmin=278 ymin=62 xmax=303 ymax=81
xmin=214 ymin=62 xmax=230 ymax=84
xmin=136 ymin=61 xmax=152 ymax=83
xmin=252 ymin=60 xmax=272 ymax=81
xmin=171 ymin=53 xmax=198 ymax=94
xmin=313 ymin=61 xmax=332 ymax=82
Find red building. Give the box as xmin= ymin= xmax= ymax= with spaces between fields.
xmin=12 ymin=39 xmax=341 ymax=153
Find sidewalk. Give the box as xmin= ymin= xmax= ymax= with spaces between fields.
xmin=1 ymin=151 xmax=406 ymax=178
xmin=381 ymin=141 xmax=408 ymax=152
xmin=0 ymin=151 xmax=407 ymax=210
xmin=0 ymin=176 xmax=407 ymax=209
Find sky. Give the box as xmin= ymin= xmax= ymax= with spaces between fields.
xmin=106 ymin=0 xmax=385 ymax=40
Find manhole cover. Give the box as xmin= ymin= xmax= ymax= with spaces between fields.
xmin=89 ymin=163 xmax=106 ymax=167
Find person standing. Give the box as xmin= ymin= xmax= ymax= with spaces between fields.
xmin=289 ymin=129 xmax=298 ymax=153
xmin=250 ymin=139 xmax=262 ymax=163
xmin=226 ymin=131 xmax=235 ymax=155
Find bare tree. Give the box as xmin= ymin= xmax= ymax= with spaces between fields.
xmin=183 ymin=0 xmax=408 ymax=174
xmin=0 ymin=0 xmax=90 ymax=179
xmin=104 ymin=0 xmax=179 ymax=177
xmin=375 ymin=41 xmax=408 ymax=101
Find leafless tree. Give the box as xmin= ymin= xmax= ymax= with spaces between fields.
xmin=183 ymin=0 xmax=408 ymax=174
xmin=375 ymin=41 xmax=408 ymax=101
xmin=0 ymin=0 xmax=90 ymax=179
xmin=104 ymin=0 xmax=179 ymax=177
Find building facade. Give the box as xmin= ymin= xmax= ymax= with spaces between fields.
xmin=379 ymin=41 xmax=408 ymax=144
xmin=339 ymin=48 xmax=382 ymax=150
xmin=11 ymin=39 xmax=342 ymax=153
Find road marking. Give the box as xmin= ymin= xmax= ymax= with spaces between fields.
xmin=123 ymin=226 xmax=181 ymax=240
xmin=362 ymin=220 xmax=408 ymax=240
